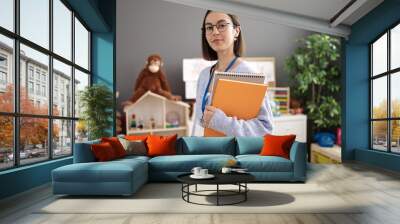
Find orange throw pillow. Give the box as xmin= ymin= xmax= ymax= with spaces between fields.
xmin=260 ymin=134 xmax=296 ymax=159
xmin=101 ymin=137 xmax=127 ymax=158
xmin=91 ymin=142 xmax=117 ymax=161
xmin=146 ymin=134 xmax=177 ymax=157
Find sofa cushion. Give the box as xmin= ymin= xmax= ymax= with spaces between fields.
xmin=236 ymin=137 xmax=263 ymax=155
xmin=52 ymin=159 xmax=147 ymax=183
xmin=236 ymin=155 xmax=293 ymax=172
xmin=115 ymin=155 xmax=150 ymax=163
xmin=91 ymin=142 xmax=118 ymax=161
xmin=179 ymin=137 xmax=235 ymax=155
xmin=148 ymin=154 xmax=235 ymax=172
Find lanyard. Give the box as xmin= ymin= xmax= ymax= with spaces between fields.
xmin=201 ymin=56 xmax=238 ymax=113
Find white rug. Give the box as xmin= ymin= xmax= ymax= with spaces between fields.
xmin=38 ymin=183 xmax=362 ymax=214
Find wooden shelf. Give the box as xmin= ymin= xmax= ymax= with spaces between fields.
xmin=127 ymin=126 xmax=187 ymax=134
xmin=124 ymin=91 xmax=190 ymax=136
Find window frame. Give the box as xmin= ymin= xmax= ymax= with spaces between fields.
xmin=0 ymin=0 xmax=92 ymax=171
xmin=370 ymin=20 xmax=400 ymax=154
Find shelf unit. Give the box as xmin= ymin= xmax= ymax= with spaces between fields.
xmin=124 ymin=91 xmax=190 ymax=136
xmin=267 ymin=87 xmax=290 ymax=114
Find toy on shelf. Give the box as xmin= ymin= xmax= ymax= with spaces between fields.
xmin=267 ymin=87 xmax=290 ymax=115
xmin=130 ymin=114 xmax=137 ymax=128
xmin=121 ymin=54 xmax=181 ymax=107
xmin=150 ymin=117 xmax=156 ymax=129
xmin=166 ymin=111 xmax=180 ymax=128
xmin=137 ymin=118 xmax=144 ymax=129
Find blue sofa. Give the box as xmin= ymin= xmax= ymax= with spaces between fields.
xmin=52 ymin=137 xmax=307 ymax=196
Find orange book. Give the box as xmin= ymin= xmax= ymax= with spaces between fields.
xmin=204 ymin=79 xmax=268 ymax=136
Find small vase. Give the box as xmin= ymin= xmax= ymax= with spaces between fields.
xmin=337 ymin=127 xmax=342 ymax=146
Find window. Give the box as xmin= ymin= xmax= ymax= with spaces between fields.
xmin=42 ymin=85 xmax=46 ymax=97
xmin=20 ymin=0 xmax=49 ymax=49
xmin=41 ymin=73 xmax=46 ymax=83
xmin=0 ymin=34 xmax=13 ymax=113
xmin=28 ymin=67 xmax=34 ymax=80
xmin=28 ymin=81 xmax=34 ymax=94
xmin=35 ymin=70 xmax=40 ymax=81
xmin=0 ymin=54 xmax=7 ymax=88
xmin=0 ymin=55 xmax=7 ymax=67
xmin=75 ymin=18 xmax=89 ymax=70
xmin=0 ymin=0 xmax=91 ymax=170
xmin=53 ymin=59 xmax=72 ymax=117
xmin=36 ymin=83 xmax=40 ymax=95
xmin=53 ymin=0 xmax=72 ymax=60
xmin=370 ymin=23 xmax=400 ymax=154
xmin=0 ymin=71 xmax=6 ymax=85
xmin=0 ymin=0 xmax=14 ymax=32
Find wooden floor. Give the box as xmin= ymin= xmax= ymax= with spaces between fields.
xmin=1 ymin=162 xmax=400 ymax=224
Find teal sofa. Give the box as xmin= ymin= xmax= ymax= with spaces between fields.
xmin=52 ymin=137 xmax=307 ymax=196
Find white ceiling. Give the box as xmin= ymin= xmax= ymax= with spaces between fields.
xmin=163 ymin=0 xmax=384 ymax=38
xmin=224 ymin=0 xmax=383 ymax=26
xmin=226 ymin=0 xmax=352 ymax=23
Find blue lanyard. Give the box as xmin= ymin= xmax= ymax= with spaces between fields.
xmin=201 ymin=57 xmax=238 ymax=113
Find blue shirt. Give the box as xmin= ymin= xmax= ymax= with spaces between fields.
xmin=191 ymin=60 xmax=274 ymax=136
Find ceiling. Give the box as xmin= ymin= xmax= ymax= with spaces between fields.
xmin=224 ymin=0 xmax=383 ymax=26
xmin=163 ymin=0 xmax=384 ymax=38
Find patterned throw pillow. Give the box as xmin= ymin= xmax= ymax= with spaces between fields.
xmin=118 ymin=137 xmax=147 ymax=156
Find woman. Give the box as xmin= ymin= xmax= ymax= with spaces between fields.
xmin=192 ymin=10 xmax=274 ymax=136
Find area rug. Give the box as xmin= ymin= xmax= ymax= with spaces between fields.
xmin=37 ymin=183 xmax=362 ymax=214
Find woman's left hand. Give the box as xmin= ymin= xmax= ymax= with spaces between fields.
xmin=202 ymin=106 xmax=217 ymax=127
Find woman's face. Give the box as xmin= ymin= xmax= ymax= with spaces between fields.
xmin=204 ymin=12 xmax=240 ymax=53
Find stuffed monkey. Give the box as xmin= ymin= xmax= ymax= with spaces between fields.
xmin=128 ymin=54 xmax=181 ymax=104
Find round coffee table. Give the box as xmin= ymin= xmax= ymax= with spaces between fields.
xmin=177 ymin=172 xmax=255 ymax=206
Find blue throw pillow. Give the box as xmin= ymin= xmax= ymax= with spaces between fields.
xmin=235 ymin=137 xmax=264 ymax=155
xmin=180 ymin=137 xmax=235 ymax=155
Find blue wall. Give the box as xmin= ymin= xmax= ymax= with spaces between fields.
xmin=0 ymin=0 xmax=116 ymax=200
xmin=344 ymin=0 xmax=400 ymax=171
xmin=91 ymin=0 xmax=116 ymax=135
xmin=0 ymin=158 xmax=72 ymax=199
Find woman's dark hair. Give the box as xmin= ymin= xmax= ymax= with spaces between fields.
xmin=201 ymin=10 xmax=245 ymax=61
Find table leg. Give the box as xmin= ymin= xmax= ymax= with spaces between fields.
xmin=217 ymin=184 xmax=219 ymax=206
xmin=187 ymin=184 xmax=190 ymax=202
xmin=195 ymin=184 xmax=197 ymax=192
xmin=245 ymin=183 xmax=247 ymax=201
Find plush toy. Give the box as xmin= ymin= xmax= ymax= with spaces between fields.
xmin=126 ymin=54 xmax=181 ymax=104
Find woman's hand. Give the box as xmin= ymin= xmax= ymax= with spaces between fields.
xmin=202 ymin=105 xmax=217 ymax=127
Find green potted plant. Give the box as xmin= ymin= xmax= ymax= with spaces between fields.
xmin=285 ymin=34 xmax=341 ymax=143
xmin=79 ymin=84 xmax=114 ymax=140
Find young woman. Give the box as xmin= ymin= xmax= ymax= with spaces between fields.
xmin=192 ymin=10 xmax=274 ymax=136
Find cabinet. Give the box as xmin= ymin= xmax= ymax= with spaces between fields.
xmin=272 ymin=114 xmax=307 ymax=142
xmin=310 ymin=143 xmax=341 ymax=164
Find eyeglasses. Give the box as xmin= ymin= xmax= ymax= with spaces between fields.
xmin=203 ymin=22 xmax=233 ymax=35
